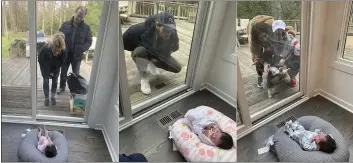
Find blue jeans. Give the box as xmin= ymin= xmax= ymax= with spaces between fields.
xmin=119 ymin=153 xmax=148 ymax=162
xmin=43 ymin=77 xmax=58 ymax=98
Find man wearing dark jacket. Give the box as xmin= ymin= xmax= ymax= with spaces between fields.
xmin=58 ymin=6 xmax=92 ymax=94
xmin=123 ymin=12 xmax=181 ymax=95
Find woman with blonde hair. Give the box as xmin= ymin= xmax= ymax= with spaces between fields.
xmin=38 ymin=32 xmax=67 ymax=106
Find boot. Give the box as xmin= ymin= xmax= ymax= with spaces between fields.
xmin=257 ymin=76 xmax=263 ymax=88
xmin=57 ymin=87 xmax=65 ymax=95
xmin=44 ymin=97 xmax=50 ymax=106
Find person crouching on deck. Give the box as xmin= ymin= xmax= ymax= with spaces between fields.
xmin=123 ymin=12 xmax=181 ymax=95
xmin=38 ymin=32 xmax=67 ymax=106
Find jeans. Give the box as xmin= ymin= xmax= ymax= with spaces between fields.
xmin=43 ymin=77 xmax=58 ymax=98
xmin=131 ymin=46 xmax=182 ymax=78
xmin=59 ymin=58 xmax=81 ymax=89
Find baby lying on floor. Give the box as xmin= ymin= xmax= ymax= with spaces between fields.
xmin=284 ymin=120 xmax=337 ymax=153
xmin=183 ymin=108 xmax=234 ymax=149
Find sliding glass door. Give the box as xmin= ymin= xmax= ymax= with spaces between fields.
xmin=119 ymin=1 xmax=210 ymax=126
xmin=1 ymin=1 xmax=112 ymax=123
xmin=237 ymin=1 xmax=311 ymax=134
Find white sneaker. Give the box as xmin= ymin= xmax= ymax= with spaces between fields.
xmin=21 ymin=133 xmax=26 ymax=138
xmin=147 ymin=63 xmax=160 ymax=76
xmin=140 ymin=78 xmax=151 ymax=95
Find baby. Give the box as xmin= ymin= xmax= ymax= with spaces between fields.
xmin=183 ymin=108 xmax=234 ymax=149
xmin=284 ymin=120 xmax=337 ymax=153
xmin=37 ymin=126 xmax=57 ymax=158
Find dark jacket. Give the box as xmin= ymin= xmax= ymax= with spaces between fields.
xmin=38 ymin=42 xmax=67 ymax=78
xmin=123 ymin=13 xmax=179 ymax=57
xmin=59 ymin=17 xmax=92 ymax=60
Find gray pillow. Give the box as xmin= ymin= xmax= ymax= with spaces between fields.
xmin=272 ymin=116 xmax=349 ymax=162
xmin=17 ymin=129 xmax=69 ymax=162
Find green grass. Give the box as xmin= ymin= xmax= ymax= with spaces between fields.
xmin=2 ymin=32 xmax=27 ymax=58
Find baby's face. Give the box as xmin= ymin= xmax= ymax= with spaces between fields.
xmin=313 ymin=133 xmax=327 ymax=144
xmin=204 ymin=125 xmax=222 ymax=145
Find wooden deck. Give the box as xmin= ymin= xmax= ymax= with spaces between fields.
xmin=1 ymin=56 xmax=90 ymax=117
xmin=121 ymin=17 xmax=195 ymax=105
xmin=344 ymin=36 xmax=353 ymax=61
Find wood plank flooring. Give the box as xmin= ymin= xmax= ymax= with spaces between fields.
xmin=1 ymin=123 xmax=111 ymax=162
xmin=119 ymin=90 xmax=236 ymax=162
xmin=237 ymin=95 xmax=353 ymax=162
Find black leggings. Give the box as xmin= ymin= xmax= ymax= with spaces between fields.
xmin=131 ymin=46 xmax=182 ymax=77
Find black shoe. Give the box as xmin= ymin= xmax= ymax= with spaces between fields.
xmin=44 ymin=98 xmax=50 ymax=106
xmin=57 ymin=87 xmax=65 ymax=95
xmin=257 ymin=76 xmax=263 ymax=88
xmin=51 ymin=97 xmax=56 ymax=105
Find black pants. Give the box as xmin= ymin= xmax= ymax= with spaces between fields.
xmin=60 ymin=57 xmax=81 ymax=89
xmin=43 ymin=77 xmax=58 ymax=98
xmin=131 ymin=46 xmax=182 ymax=78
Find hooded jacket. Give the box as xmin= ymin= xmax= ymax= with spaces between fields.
xmin=247 ymin=15 xmax=275 ymax=64
xmin=38 ymin=42 xmax=67 ymax=78
xmin=123 ymin=12 xmax=179 ymax=58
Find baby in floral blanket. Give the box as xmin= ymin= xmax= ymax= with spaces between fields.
xmin=183 ymin=106 xmax=234 ymax=149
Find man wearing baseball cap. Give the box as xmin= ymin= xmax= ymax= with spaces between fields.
xmin=123 ymin=12 xmax=181 ymax=95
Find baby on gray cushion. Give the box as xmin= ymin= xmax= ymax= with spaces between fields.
xmin=272 ymin=116 xmax=349 ymax=162
xmin=18 ymin=128 xmax=68 ymax=162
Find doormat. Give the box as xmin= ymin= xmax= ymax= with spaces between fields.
xmin=276 ymin=116 xmax=297 ymax=128
xmin=156 ymin=109 xmax=183 ymax=129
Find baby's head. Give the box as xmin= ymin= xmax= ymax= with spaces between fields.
xmin=210 ymin=132 xmax=234 ymax=150
xmin=45 ymin=144 xmax=57 ymax=158
xmin=314 ymin=133 xmax=337 ymax=153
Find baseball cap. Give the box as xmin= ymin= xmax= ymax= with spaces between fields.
xmin=272 ymin=20 xmax=286 ymax=32
xmin=154 ymin=12 xmax=176 ymax=31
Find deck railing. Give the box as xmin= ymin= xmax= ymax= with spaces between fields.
xmin=127 ymin=1 xmax=198 ymax=22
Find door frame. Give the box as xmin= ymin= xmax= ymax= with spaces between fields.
xmin=2 ymin=1 xmax=112 ymax=124
xmin=237 ymin=1 xmax=312 ymax=135
xmin=119 ymin=1 xmax=211 ymax=127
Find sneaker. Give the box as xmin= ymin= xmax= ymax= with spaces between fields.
xmin=51 ymin=97 xmax=56 ymax=105
xmin=44 ymin=98 xmax=50 ymax=106
xmin=147 ymin=63 xmax=160 ymax=76
xmin=140 ymin=78 xmax=151 ymax=95
xmin=290 ymin=77 xmax=296 ymax=87
xmin=257 ymin=76 xmax=263 ymax=88
xmin=57 ymin=87 xmax=65 ymax=95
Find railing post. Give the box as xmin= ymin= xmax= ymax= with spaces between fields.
xmin=154 ymin=2 xmax=158 ymax=14
xmin=177 ymin=5 xmax=181 ymax=19
xmin=128 ymin=1 xmax=133 ymax=15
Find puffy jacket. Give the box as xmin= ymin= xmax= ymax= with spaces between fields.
xmin=59 ymin=17 xmax=92 ymax=60
xmin=38 ymin=42 xmax=66 ymax=78
xmin=247 ymin=15 xmax=275 ymax=64
xmin=123 ymin=13 xmax=179 ymax=57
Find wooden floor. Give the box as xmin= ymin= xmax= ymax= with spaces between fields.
xmin=119 ymin=90 xmax=237 ymax=162
xmin=121 ymin=17 xmax=195 ymax=105
xmin=237 ymin=95 xmax=353 ymax=162
xmin=1 ymin=123 xmax=111 ymax=162
xmin=1 ymin=56 xmax=91 ymax=117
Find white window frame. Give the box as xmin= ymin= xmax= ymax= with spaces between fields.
xmin=330 ymin=1 xmax=353 ymax=75
xmin=2 ymin=1 xmax=112 ymax=125
xmin=237 ymin=1 xmax=311 ymax=136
